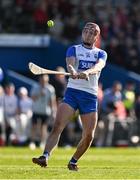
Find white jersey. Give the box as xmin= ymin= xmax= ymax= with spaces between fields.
xmin=66 ymin=44 xmax=107 ymax=96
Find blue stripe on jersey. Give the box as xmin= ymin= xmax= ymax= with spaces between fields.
xmin=98 ymin=50 xmax=107 ymax=61
xmin=78 ymin=60 xmax=96 ymax=70
xmin=66 ymin=46 xmax=76 ymax=57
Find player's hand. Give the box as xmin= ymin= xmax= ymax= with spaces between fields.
xmin=68 ymin=65 xmax=79 ymax=79
xmin=78 ymin=71 xmax=89 ymax=81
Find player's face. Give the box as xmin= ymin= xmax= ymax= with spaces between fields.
xmin=82 ymin=23 xmax=99 ymax=47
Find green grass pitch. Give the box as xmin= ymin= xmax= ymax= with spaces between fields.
xmin=0 ymin=147 xmax=140 ymax=179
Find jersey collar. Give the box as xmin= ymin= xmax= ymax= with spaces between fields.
xmin=82 ymin=43 xmax=95 ymax=50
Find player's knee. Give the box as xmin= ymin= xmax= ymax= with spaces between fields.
xmin=85 ymin=131 xmax=95 ymax=144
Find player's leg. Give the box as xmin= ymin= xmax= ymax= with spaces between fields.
xmin=29 ymin=114 xmax=38 ymax=150
xmin=39 ymin=115 xmax=50 ymax=149
xmin=44 ymin=103 xmax=75 ymax=152
xmin=68 ymin=112 xmax=98 ymax=171
xmin=73 ymin=112 xmax=98 ymax=158
xmin=32 ymin=102 xmax=75 ymax=167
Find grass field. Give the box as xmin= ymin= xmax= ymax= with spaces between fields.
xmin=0 ymin=147 xmax=140 ymax=179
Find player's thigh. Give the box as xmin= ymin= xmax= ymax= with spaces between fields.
xmin=80 ymin=112 xmax=98 ymax=136
xmin=53 ymin=102 xmax=75 ymax=130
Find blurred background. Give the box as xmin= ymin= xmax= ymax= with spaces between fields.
xmin=0 ymin=0 xmax=140 ymax=149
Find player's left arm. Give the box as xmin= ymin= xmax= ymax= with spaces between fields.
xmin=79 ymin=50 xmax=107 ymax=80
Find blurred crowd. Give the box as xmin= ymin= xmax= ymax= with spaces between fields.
xmin=0 ymin=0 xmax=140 ymax=73
xmin=0 ymin=0 xmax=140 ymax=148
xmin=0 ymin=66 xmax=140 ymax=148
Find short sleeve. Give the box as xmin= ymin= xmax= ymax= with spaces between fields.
xmin=98 ymin=50 xmax=107 ymax=62
xmin=66 ymin=46 xmax=76 ymax=57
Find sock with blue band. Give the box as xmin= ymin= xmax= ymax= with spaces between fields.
xmin=43 ymin=151 xmax=50 ymax=160
xmin=70 ymin=157 xmax=77 ymax=164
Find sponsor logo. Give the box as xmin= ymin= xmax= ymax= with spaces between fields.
xmin=78 ymin=60 xmax=96 ymax=70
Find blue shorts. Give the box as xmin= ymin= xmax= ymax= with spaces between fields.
xmin=63 ymin=88 xmax=98 ymax=114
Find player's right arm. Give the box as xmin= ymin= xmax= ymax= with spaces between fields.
xmin=78 ymin=50 xmax=107 ymax=80
xmin=66 ymin=57 xmax=78 ymax=79
xmin=66 ymin=46 xmax=79 ymax=79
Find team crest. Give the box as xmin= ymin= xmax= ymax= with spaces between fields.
xmin=94 ymin=53 xmax=98 ymax=59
